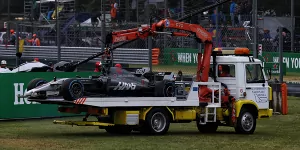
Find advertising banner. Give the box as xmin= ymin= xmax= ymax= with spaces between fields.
xmin=0 ymin=72 xmax=98 ymax=120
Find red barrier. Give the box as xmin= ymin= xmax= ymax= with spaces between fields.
xmin=281 ymin=83 xmax=288 ymax=115
xmin=152 ymin=48 xmax=160 ymax=65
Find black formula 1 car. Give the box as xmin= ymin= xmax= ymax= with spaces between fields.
xmin=24 ymin=67 xmax=179 ymax=101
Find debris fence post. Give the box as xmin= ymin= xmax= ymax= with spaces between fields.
xmin=56 ymin=0 xmax=61 ymax=62
xmin=291 ymin=0 xmax=295 ymax=52
xmin=15 ymin=22 xmax=19 ymax=66
xmin=101 ymin=0 xmax=106 ymax=54
xmin=252 ymin=0 xmax=258 ymax=58
xmin=279 ymin=27 xmax=283 ymax=83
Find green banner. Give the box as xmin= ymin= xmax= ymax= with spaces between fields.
xmin=263 ymin=62 xmax=286 ymax=75
xmin=258 ymin=52 xmax=300 ymax=73
xmin=162 ymin=48 xmax=199 ymax=66
xmin=162 ymin=48 xmax=299 ymax=73
xmin=0 ymin=72 xmax=99 ymax=120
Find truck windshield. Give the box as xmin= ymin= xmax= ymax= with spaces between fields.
xmin=245 ymin=64 xmax=265 ymax=83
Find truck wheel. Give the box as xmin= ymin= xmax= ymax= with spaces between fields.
xmin=140 ymin=108 xmax=170 ymax=135
xmin=61 ymin=79 xmax=84 ymax=101
xmin=234 ymin=108 xmax=257 ymax=134
xmin=105 ymin=126 xmax=132 ymax=134
xmin=196 ymin=119 xmax=218 ymax=133
xmin=27 ymin=78 xmax=48 ymax=99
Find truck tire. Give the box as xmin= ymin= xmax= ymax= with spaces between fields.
xmin=105 ymin=126 xmax=132 ymax=134
xmin=27 ymin=78 xmax=48 ymax=99
xmin=61 ymin=79 xmax=84 ymax=101
xmin=234 ymin=108 xmax=257 ymax=134
xmin=140 ymin=108 xmax=170 ymax=135
xmin=196 ymin=118 xmax=218 ymax=133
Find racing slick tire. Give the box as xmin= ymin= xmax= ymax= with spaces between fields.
xmin=27 ymin=78 xmax=48 ymax=99
xmin=140 ymin=108 xmax=170 ymax=135
xmin=234 ymin=108 xmax=257 ymax=134
xmin=105 ymin=126 xmax=132 ymax=135
xmin=61 ymin=79 xmax=84 ymax=101
xmin=154 ymin=80 xmax=175 ymax=97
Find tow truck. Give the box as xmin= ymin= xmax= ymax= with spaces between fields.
xmin=24 ymin=0 xmax=273 ymax=135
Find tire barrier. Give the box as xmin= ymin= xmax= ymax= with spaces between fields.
xmin=152 ymin=48 xmax=160 ymax=65
xmin=269 ymin=82 xmax=288 ymax=115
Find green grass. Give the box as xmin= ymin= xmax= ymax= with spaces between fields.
xmin=0 ymin=97 xmax=300 ymax=150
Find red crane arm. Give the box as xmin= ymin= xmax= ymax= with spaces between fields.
xmin=153 ymin=19 xmax=213 ymax=102
xmin=109 ymin=19 xmax=213 ymax=82
xmin=108 ymin=19 xmax=213 ymax=102
xmin=111 ymin=26 xmax=153 ymax=43
xmin=153 ymin=19 xmax=213 ymax=83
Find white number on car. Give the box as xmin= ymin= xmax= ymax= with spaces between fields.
xmin=135 ymin=68 xmax=147 ymax=74
xmin=113 ymin=82 xmax=136 ymax=90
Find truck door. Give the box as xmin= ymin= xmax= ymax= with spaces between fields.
xmin=244 ymin=63 xmax=269 ymax=109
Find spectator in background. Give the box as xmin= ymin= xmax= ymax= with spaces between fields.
xmin=9 ymin=29 xmax=16 ymax=45
xmin=262 ymin=29 xmax=272 ymax=41
xmin=94 ymin=62 xmax=102 ymax=72
xmin=210 ymin=9 xmax=221 ymax=26
xmin=230 ymin=0 xmax=236 ymax=27
xmin=47 ymin=8 xmax=54 ymax=20
xmin=110 ymin=0 xmax=117 ymax=28
xmin=91 ymin=8 xmax=101 ymax=28
xmin=235 ymin=2 xmax=241 ymax=26
xmin=1 ymin=60 xmax=7 ymax=69
xmin=33 ymin=58 xmax=40 ymax=62
xmin=26 ymin=34 xmax=41 ymax=46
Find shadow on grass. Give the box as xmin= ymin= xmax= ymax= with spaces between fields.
xmin=29 ymin=130 xmax=274 ymax=138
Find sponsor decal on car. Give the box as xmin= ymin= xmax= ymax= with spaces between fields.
xmin=113 ymin=82 xmax=136 ymax=90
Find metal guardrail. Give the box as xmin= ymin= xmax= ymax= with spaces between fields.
xmin=0 ymin=45 xmax=149 ymax=65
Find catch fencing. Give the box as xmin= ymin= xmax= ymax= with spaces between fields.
xmin=2 ymin=0 xmax=298 ymax=77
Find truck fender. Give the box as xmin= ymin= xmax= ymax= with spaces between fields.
xmin=235 ymin=100 xmax=259 ymax=118
xmin=139 ymin=107 xmax=174 ymax=121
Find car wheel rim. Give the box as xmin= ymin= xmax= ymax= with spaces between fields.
xmin=150 ymin=112 xmax=166 ymax=133
xmin=241 ymin=112 xmax=254 ymax=132
xmin=71 ymin=83 xmax=82 ymax=98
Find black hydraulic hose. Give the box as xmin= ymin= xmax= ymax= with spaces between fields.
xmin=56 ymin=39 xmax=138 ymax=72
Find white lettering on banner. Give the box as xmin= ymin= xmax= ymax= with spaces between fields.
xmin=251 ymin=87 xmax=268 ymax=103
xmin=273 ymin=57 xmax=290 ymax=68
xmin=113 ymin=82 xmax=136 ymax=90
xmin=14 ymin=83 xmax=38 ymax=105
xmin=193 ymin=53 xmax=198 ymax=63
xmin=290 ymin=57 xmax=300 ymax=69
xmin=177 ymin=53 xmax=192 ymax=63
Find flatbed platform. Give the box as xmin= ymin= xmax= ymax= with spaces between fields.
xmin=28 ymin=96 xmax=199 ymax=107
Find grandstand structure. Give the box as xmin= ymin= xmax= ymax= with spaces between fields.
xmin=17 ymin=0 xmax=296 ymax=52
xmin=21 ymin=0 xmax=107 ymax=47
